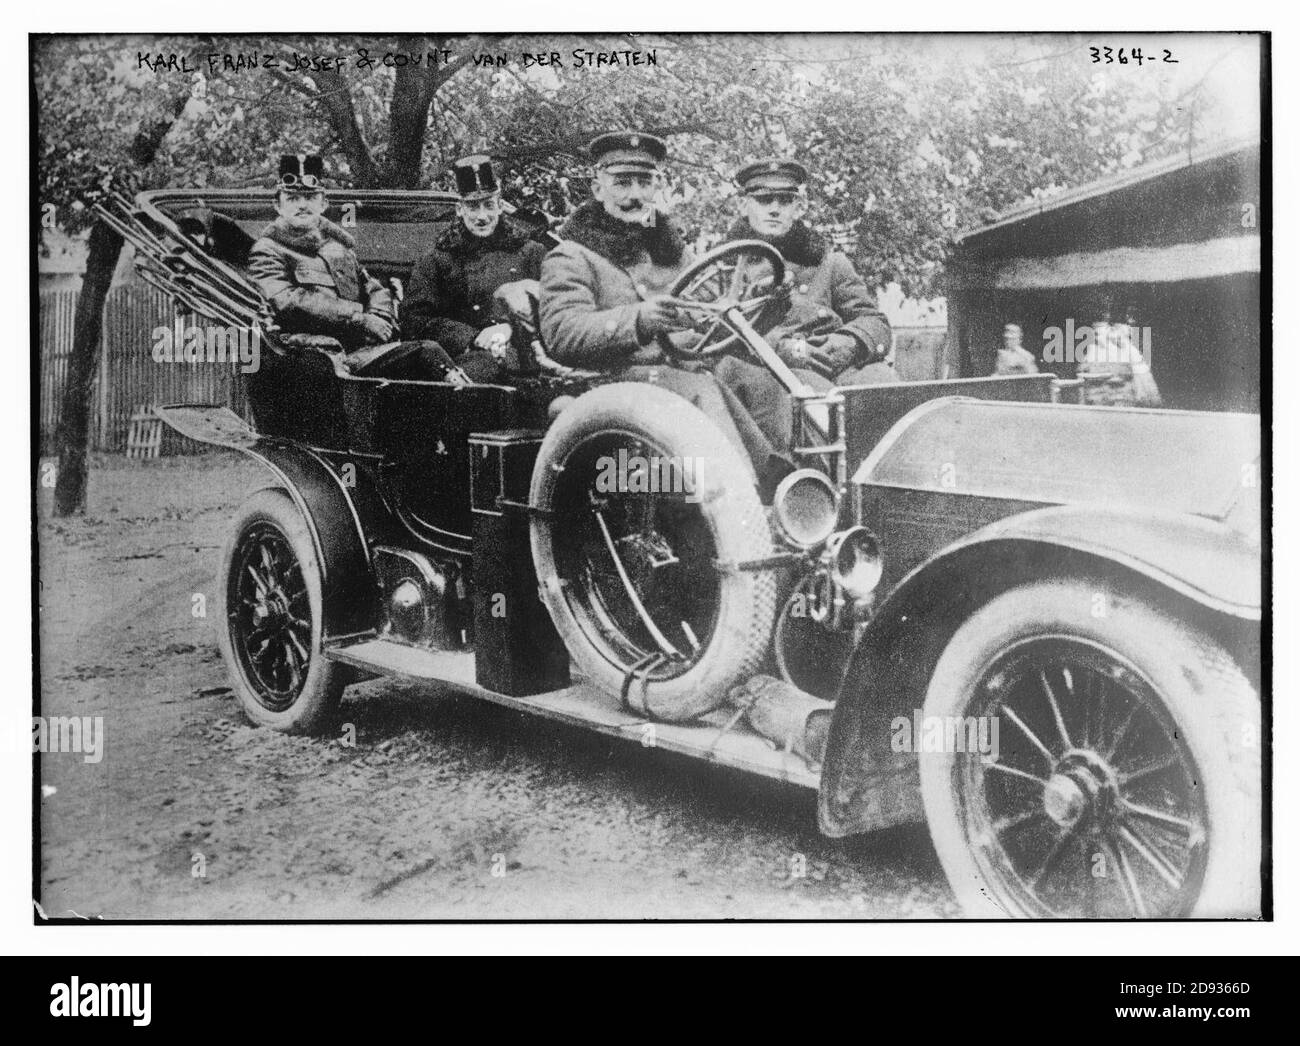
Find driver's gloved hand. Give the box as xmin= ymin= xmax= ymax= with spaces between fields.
xmin=804 ymin=332 xmax=861 ymax=380
xmin=662 ymin=330 xmax=706 ymax=357
xmin=775 ymin=336 xmax=812 ymax=368
xmin=635 ymin=296 xmax=683 ymax=342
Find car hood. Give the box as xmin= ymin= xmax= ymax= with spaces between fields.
xmin=853 ymin=397 xmax=1261 ymax=524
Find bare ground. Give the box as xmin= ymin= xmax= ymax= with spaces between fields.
xmin=36 ymin=452 xmax=956 ymax=920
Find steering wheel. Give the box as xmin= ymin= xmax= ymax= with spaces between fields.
xmin=656 ymin=240 xmax=786 ymax=362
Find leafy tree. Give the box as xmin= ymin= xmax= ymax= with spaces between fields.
xmin=37 ymin=36 xmax=192 ymax=515
xmin=37 ymin=33 xmax=1207 ymax=511
xmin=36 ymin=33 xmax=485 ymax=513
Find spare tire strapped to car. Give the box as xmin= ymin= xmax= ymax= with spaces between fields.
xmin=529 ymin=382 xmax=785 ymax=722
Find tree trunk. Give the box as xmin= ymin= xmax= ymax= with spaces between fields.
xmin=51 ymin=221 xmax=123 ymax=515
xmin=381 ymin=43 xmax=473 ymax=188
xmin=309 ymin=67 xmax=381 ymax=187
xmin=51 ymin=91 xmax=187 ymax=516
xmin=381 ymin=47 xmax=435 ymax=188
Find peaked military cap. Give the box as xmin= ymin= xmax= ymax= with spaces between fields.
xmin=735 ymin=159 xmax=810 ymax=195
xmin=278 ymin=154 xmax=326 ymax=191
xmin=451 ymin=155 xmax=500 ymax=200
xmin=588 ymin=131 xmax=667 ymax=174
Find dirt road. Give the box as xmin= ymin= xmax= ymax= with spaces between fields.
xmin=36 ymin=453 xmax=955 ymax=920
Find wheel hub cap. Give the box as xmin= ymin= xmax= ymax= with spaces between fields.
xmin=1043 ymin=773 xmax=1087 ymax=827
xmin=1043 ymin=752 xmax=1113 ymax=828
xmin=252 ymin=591 xmax=288 ymax=629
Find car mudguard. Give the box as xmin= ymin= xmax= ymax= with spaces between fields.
xmin=817 ymin=504 xmax=1262 ymax=839
xmin=155 ymin=404 xmax=380 ymax=640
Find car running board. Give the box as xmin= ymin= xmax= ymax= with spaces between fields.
xmin=323 ymin=637 xmax=820 ymax=790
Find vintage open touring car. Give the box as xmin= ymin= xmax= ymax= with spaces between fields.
xmin=99 ymin=186 xmax=1264 ymax=919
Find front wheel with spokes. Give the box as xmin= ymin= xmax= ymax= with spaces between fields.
xmin=217 ymin=488 xmax=345 ymax=733
xmin=918 ymin=576 xmax=1260 ymax=919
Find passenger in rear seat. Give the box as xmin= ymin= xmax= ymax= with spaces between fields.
xmin=249 ymin=153 xmax=466 ymax=382
xmin=402 ymin=155 xmax=549 ymax=382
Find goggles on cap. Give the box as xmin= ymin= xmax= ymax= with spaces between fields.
xmin=279 ymin=172 xmax=323 ymax=190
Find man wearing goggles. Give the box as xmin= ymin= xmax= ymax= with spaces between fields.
xmin=277 ymin=170 xmax=323 ymax=190
xmin=249 ymin=153 xmax=463 ymax=380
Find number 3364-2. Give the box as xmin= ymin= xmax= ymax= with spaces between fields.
xmin=1090 ymin=47 xmax=1177 ymax=65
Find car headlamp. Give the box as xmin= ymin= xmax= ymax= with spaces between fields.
xmin=826 ymin=526 xmax=883 ymax=602
xmin=772 ymin=469 xmax=840 ymax=550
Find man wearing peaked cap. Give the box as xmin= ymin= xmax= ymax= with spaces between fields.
xmin=249 ymin=153 xmax=465 ymax=380
xmin=712 ymin=156 xmax=896 ymax=451
xmin=734 ymin=159 xmax=809 ymax=198
xmin=729 ymin=157 xmax=893 ymax=383
xmin=541 ymin=130 xmax=690 ymax=364
xmin=403 ymin=155 xmax=549 ymax=381
xmin=588 ymin=130 xmax=669 ymax=172
xmin=539 ymin=131 xmax=796 ymax=499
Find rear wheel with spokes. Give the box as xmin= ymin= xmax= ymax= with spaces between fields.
xmin=918 ymin=576 xmax=1260 ymax=918
xmin=218 ymin=488 xmax=344 ymax=733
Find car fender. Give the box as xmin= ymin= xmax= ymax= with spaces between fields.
xmin=817 ymin=504 xmax=1261 ymax=839
xmin=156 ymin=405 xmax=379 ymax=639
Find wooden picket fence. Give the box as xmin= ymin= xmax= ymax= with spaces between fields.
xmin=38 ymin=284 xmax=251 ymax=455
xmin=37 ymin=284 xmax=949 ymax=455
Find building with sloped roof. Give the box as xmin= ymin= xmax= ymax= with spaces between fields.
xmin=945 ymin=136 xmax=1261 ymax=411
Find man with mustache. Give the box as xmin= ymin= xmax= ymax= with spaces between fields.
xmin=540 ymin=131 xmax=794 ymax=496
xmin=403 ymin=155 xmax=550 ymax=381
xmin=540 ymin=132 xmax=691 ymax=364
xmin=249 ymin=153 xmax=463 ymax=380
